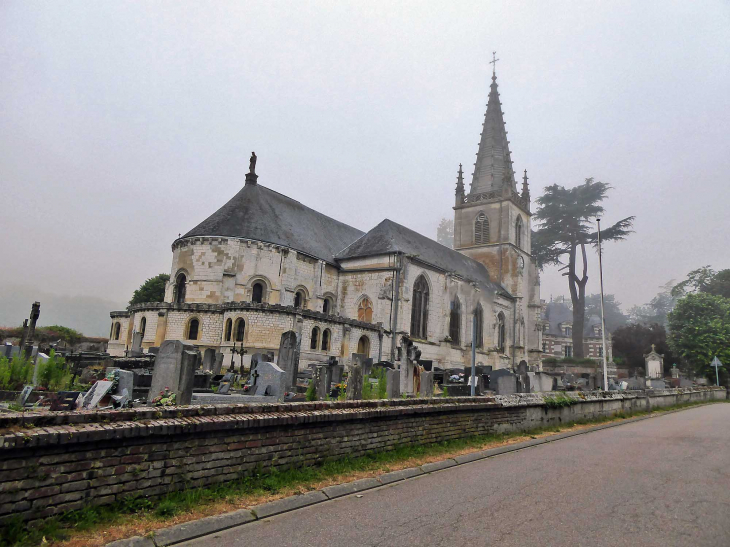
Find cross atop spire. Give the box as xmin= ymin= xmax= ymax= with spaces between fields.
xmin=489 ymin=51 xmax=499 ymax=78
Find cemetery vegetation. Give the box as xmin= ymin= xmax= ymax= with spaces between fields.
xmin=612 ymin=323 xmax=676 ymax=377
xmin=3 ymin=399 xmax=722 ymax=547
xmin=532 ymin=178 xmax=634 ymax=357
xmin=129 ymin=273 xmax=170 ymax=306
xmin=0 ymin=351 xmax=75 ymax=392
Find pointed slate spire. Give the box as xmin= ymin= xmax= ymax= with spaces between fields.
xmin=469 ymin=54 xmax=516 ymax=195
xmin=521 ymin=169 xmax=530 ymax=201
xmin=455 ymin=163 xmax=465 ymax=198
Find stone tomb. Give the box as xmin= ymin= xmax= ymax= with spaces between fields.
xmin=148 ymin=340 xmax=200 ymax=405
xmin=277 ymin=332 xmax=300 ymax=391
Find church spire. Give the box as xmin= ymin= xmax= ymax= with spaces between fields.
xmin=469 ymin=53 xmax=516 ymax=195
xmin=455 ymin=163 xmax=465 ymax=206
xmin=521 ymin=169 xmax=530 ymax=201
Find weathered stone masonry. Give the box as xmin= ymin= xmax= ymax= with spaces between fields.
xmin=0 ymin=388 xmax=724 ymax=525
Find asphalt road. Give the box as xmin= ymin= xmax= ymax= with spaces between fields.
xmin=182 ymin=404 xmax=730 ymax=547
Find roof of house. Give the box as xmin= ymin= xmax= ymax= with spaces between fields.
xmin=542 ymin=301 xmax=602 ymax=337
xmin=336 ymin=219 xmax=505 ymax=295
xmin=181 ymin=182 xmax=365 ymax=265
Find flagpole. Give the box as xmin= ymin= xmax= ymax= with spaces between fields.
xmin=597 ymin=218 xmax=608 ymax=390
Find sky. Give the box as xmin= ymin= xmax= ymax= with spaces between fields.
xmin=1 ymin=0 xmax=729 ymax=336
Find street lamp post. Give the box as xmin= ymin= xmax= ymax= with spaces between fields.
xmin=597 ymin=218 xmax=609 ymax=390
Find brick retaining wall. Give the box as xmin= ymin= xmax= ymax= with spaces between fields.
xmin=0 ymin=387 xmax=724 ymax=526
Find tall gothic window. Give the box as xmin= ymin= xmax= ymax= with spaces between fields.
xmin=224 ymin=318 xmax=232 ymax=342
xmin=174 ymin=273 xmax=187 ymax=304
xmin=234 ymin=318 xmax=245 ymax=342
xmin=474 ymin=304 xmax=484 ymax=349
xmin=474 ymin=212 xmax=490 ymax=245
xmin=252 ymin=282 xmax=264 ymax=304
xmin=358 ymin=297 xmax=373 ymax=323
xmin=497 ymin=312 xmax=506 ymax=353
xmin=321 ymin=329 xmax=331 ymax=351
xmin=449 ymin=297 xmax=461 ymax=345
xmin=515 ymin=216 xmax=523 ymax=248
xmin=310 ymin=327 xmax=320 ymax=350
xmin=410 ymin=275 xmax=429 ymax=339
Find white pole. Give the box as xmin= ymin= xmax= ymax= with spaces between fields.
xmin=597 ymin=218 xmax=608 ymax=390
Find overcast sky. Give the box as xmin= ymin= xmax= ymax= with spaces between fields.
xmin=1 ymin=1 xmax=729 ymax=336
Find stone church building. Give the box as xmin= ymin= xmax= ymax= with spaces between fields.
xmin=108 ymin=68 xmax=543 ymax=373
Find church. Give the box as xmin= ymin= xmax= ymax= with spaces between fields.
xmin=108 ymin=67 xmax=543 ymax=373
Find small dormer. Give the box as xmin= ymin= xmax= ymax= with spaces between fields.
xmin=558 ymin=322 xmax=572 ymax=337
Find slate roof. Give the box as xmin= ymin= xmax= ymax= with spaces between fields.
xmin=542 ymin=301 xmax=602 ymax=337
xmin=336 ymin=219 xmax=505 ymax=295
xmin=181 ymin=182 xmax=364 ymax=265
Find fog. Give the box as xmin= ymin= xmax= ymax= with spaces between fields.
xmin=1 ymin=1 xmax=728 ymax=336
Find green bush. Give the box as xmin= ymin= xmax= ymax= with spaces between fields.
xmin=0 ymin=356 xmax=34 ymax=391
xmin=305 ymin=381 xmax=317 ymax=401
xmin=36 ymin=351 xmax=72 ymax=391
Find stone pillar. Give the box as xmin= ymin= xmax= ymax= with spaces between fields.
xmin=346 ymin=364 xmax=363 ymax=400
xmin=154 ymin=311 xmax=168 ymax=347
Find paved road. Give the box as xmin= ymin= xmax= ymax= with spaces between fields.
xmin=183 ymin=404 xmax=730 ymax=547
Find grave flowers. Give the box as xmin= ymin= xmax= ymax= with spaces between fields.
xmin=151 ymin=387 xmax=177 ymax=406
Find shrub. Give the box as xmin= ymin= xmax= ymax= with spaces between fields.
xmin=0 ymin=355 xmax=34 ymax=391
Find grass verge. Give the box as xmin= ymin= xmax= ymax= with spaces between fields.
xmin=3 ymin=399 xmax=726 ymax=547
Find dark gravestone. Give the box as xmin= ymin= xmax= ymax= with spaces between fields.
xmin=346 ymin=364 xmax=363 ymax=400
xmin=277 ymin=331 xmax=300 ymax=391
xmin=362 ymin=358 xmax=374 ymax=377
xmin=17 ymin=385 xmax=34 ymax=407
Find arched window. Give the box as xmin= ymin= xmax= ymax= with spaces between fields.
xmin=114 ymin=322 xmax=121 ymax=341
xmin=310 ymin=327 xmax=320 ymax=350
xmin=174 ymin=273 xmax=187 ymax=304
xmin=140 ymin=317 xmax=146 ymax=339
xmin=410 ymin=275 xmax=429 ymax=339
xmin=474 ymin=212 xmax=490 ymax=245
xmin=322 ymin=329 xmax=331 ymax=351
xmin=252 ymin=282 xmax=264 ymax=304
xmin=357 ymin=335 xmax=370 ymax=356
xmin=187 ymin=318 xmax=199 ymax=341
xmin=294 ymin=290 xmax=306 ymax=309
xmin=515 ymin=216 xmax=523 ymax=248
xmin=234 ymin=318 xmax=245 ymax=342
xmin=224 ymin=318 xmax=232 ymax=342
xmin=497 ymin=312 xmax=506 ymax=353
xmin=449 ymin=297 xmax=461 ymax=345
xmin=474 ymin=304 xmax=483 ymax=349
xmin=323 ymin=297 xmax=333 ymax=314
xmin=357 ymin=297 xmax=373 ymax=323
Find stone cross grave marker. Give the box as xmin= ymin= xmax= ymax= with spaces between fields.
xmin=277 ymin=331 xmax=300 ymax=391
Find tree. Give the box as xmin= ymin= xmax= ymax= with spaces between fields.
xmin=612 ymin=323 xmax=676 ymax=377
xmin=667 ymin=293 xmax=730 ymax=384
xmin=129 ymin=274 xmax=170 ymax=306
xmin=584 ymin=293 xmax=628 ymax=333
xmin=629 ymin=280 xmax=676 ymax=327
xmin=672 ymin=266 xmax=730 ymax=300
xmin=436 ymin=218 xmax=453 ymax=249
xmin=533 ymin=178 xmax=634 ymax=357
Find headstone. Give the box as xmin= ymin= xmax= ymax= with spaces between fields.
xmin=218 ymin=382 xmax=231 ymax=394
xmin=346 ymin=364 xmax=363 ymax=400
xmin=148 ymin=346 xmax=160 ymax=355
xmin=671 ymin=365 xmax=679 ymax=379
xmin=202 ymin=349 xmax=216 ymax=373
xmin=111 ymin=388 xmax=130 ymax=408
xmin=331 ymin=364 xmax=344 ymax=385
xmin=496 ymin=374 xmax=517 ymax=395
xmin=130 ymin=332 xmax=143 ymax=356
xmin=312 ymin=365 xmax=329 ymax=400
xmin=3 ymin=343 xmax=12 ymax=358
xmin=16 ymin=385 xmax=34 ymax=407
xmin=277 ymin=331 xmax=300 ymax=390
xmin=114 ymin=369 xmax=134 ymax=397
xmin=351 ymin=353 xmax=366 ymax=368
xmin=385 ymin=368 xmax=400 ymax=399
xmin=419 ymin=371 xmax=434 ymax=397
xmin=81 ymin=380 xmax=114 ymax=409
xmin=51 ymin=391 xmax=81 ymax=411
xmin=213 ymin=352 xmax=224 ymax=375
xmin=257 ymin=362 xmax=287 ymax=401
xmin=362 ymin=358 xmax=374 ymax=377
xmin=147 ymin=340 xmax=199 ymax=405
xmin=644 ymin=344 xmax=664 ymax=379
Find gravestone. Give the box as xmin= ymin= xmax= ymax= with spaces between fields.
xmin=346 ymin=364 xmax=363 ymax=400
xmin=81 ymin=380 xmax=114 ymax=409
xmin=148 ymin=346 xmax=160 ymax=355
xmin=351 ymin=353 xmax=366 ymax=368
xmin=51 ymin=391 xmax=81 ymax=411
xmin=257 ymin=362 xmax=286 ymax=401
xmin=130 ymin=332 xmax=143 ymax=356
xmin=277 ymin=331 xmax=300 ymax=391
xmin=496 ymin=374 xmax=517 ymax=395
xmin=419 ymin=371 xmax=434 ymax=397
xmin=362 ymin=358 xmax=374 ymax=377
xmin=116 ymin=369 xmax=134 ymax=397
xmin=213 ymin=352 xmax=224 ymax=375
xmin=312 ymin=365 xmax=329 ymax=400
xmin=218 ymin=382 xmax=231 ymax=395
xmin=330 ymin=361 xmax=344 ymax=385
xmin=16 ymin=385 xmax=34 ymax=407
xmin=3 ymin=343 xmax=12 ymax=358
xmin=202 ymin=349 xmax=216 ymax=373
xmin=644 ymin=345 xmax=664 ymax=379
xmin=385 ymin=368 xmax=400 ymax=399
xmin=148 ymin=340 xmax=199 ymax=405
